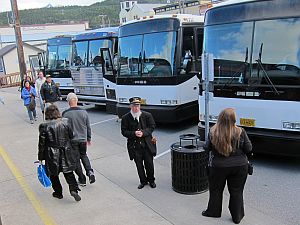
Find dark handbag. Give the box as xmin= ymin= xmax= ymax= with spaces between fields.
xmin=248 ymin=162 xmax=253 ymax=175
xmin=28 ymin=96 xmax=36 ymax=110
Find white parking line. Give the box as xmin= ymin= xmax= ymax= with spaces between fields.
xmin=154 ymin=149 xmax=171 ymax=159
xmin=91 ymin=117 xmax=118 ymax=126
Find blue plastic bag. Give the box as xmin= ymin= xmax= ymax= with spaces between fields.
xmin=36 ymin=163 xmax=52 ymax=188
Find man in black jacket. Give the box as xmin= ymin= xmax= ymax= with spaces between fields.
xmin=40 ymin=74 xmax=62 ymax=107
xmin=121 ymin=97 xmax=157 ymax=189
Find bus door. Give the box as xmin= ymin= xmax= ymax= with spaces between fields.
xmin=101 ymin=48 xmax=117 ymax=113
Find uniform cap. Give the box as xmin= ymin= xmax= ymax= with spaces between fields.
xmin=129 ymin=97 xmax=141 ymax=105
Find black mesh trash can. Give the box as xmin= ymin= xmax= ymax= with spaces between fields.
xmin=171 ymin=134 xmax=208 ymax=194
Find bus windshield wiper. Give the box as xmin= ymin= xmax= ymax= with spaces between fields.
xmin=221 ymin=47 xmax=248 ymax=90
xmin=255 ymin=43 xmax=280 ymax=95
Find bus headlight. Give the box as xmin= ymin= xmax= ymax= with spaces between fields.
xmin=119 ymin=98 xmax=128 ymax=103
xmin=160 ymin=100 xmax=178 ymax=105
xmin=282 ymin=122 xmax=300 ymax=130
xmin=209 ymin=115 xmax=218 ymax=122
xmin=199 ymin=114 xmax=218 ymax=122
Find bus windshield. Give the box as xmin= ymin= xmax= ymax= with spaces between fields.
xmin=204 ymin=18 xmax=300 ymax=86
xmin=72 ymin=39 xmax=112 ymax=67
xmin=251 ymin=18 xmax=300 ymax=85
xmin=119 ymin=31 xmax=177 ymax=77
xmin=204 ymin=22 xmax=253 ymax=85
xmin=47 ymin=45 xmax=72 ymax=69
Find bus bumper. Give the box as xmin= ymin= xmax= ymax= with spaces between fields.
xmin=198 ymin=123 xmax=300 ymax=157
xmin=77 ymin=95 xmax=106 ymax=105
xmin=117 ymin=100 xmax=198 ymax=123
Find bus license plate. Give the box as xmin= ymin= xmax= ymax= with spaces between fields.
xmin=141 ymin=99 xmax=146 ymax=105
xmin=240 ymin=118 xmax=256 ymax=127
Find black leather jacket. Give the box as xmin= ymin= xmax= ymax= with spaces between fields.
xmin=38 ymin=118 xmax=76 ymax=175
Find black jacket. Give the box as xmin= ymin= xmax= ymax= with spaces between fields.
xmin=38 ymin=118 xmax=76 ymax=175
xmin=121 ymin=111 xmax=156 ymax=160
xmin=40 ymin=81 xmax=61 ymax=103
xmin=204 ymin=128 xmax=252 ymax=167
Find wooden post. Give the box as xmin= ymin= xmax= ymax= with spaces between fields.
xmin=10 ymin=0 xmax=27 ymax=87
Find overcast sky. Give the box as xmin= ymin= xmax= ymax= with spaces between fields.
xmin=1 ymin=0 xmax=104 ymax=12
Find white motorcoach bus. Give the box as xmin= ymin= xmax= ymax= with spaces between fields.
xmin=45 ymin=35 xmax=73 ymax=96
xmin=70 ymin=27 xmax=118 ymax=113
xmin=116 ymin=14 xmax=204 ymax=123
xmin=199 ymin=0 xmax=300 ymax=156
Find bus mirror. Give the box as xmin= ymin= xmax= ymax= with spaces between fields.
xmin=113 ymin=54 xmax=119 ymax=71
xmin=182 ymin=50 xmax=192 ymax=73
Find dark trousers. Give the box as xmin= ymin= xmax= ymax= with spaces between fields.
xmin=50 ymin=172 xmax=78 ymax=194
xmin=134 ymin=147 xmax=155 ymax=184
xmin=71 ymin=141 xmax=93 ymax=183
xmin=206 ymin=165 xmax=248 ymax=222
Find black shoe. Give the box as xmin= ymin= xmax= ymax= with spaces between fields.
xmin=138 ymin=183 xmax=145 ymax=189
xmin=149 ymin=182 xmax=156 ymax=188
xmin=78 ymin=179 xmax=87 ymax=187
xmin=201 ymin=210 xmax=221 ymax=218
xmin=52 ymin=192 xmax=63 ymax=199
xmin=232 ymin=218 xmax=242 ymax=224
xmin=70 ymin=191 xmax=81 ymax=202
xmin=88 ymin=172 xmax=96 ymax=184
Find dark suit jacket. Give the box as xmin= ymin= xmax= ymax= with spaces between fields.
xmin=121 ymin=110 xmax=157 ymax=160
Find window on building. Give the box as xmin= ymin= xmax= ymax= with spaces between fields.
xmin=126 ymin=1 xmax=130 ymax=8
xmin=122 ymin=18 xmax=127 ymax=23
xmin=0 ymin=57 xmax=4 ymax=73
xmin=121 ymin=2 xmax=124 ymax=9
xmin=133 ymin=15 xmax=139 ymax=19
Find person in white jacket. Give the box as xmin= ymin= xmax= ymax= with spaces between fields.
xmin=35 ymin=71 xmax=46 ymax=113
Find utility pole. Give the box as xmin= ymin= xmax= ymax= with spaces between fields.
xmin=10 ymin=0 xmax=27 ymax=84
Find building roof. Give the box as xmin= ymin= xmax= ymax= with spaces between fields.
xmin=134 ymin=4 xmax=165 ymax=13
xmin=0 ymin=43 xmax=43 ymax=57
xmin=0 ymin=45 xmax=15 ymax=57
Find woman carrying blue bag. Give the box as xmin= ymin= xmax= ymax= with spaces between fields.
xmin=21 ymin=80 xmax=37 ymax=124
xmin=38 ymin=104 xmax=81 ymax=202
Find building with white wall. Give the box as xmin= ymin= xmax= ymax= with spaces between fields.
xmin=0 ymin=43 xmax=43 ymax=75
xmin=119 ymin=1 xmax=164 ymax=24
xmin=154 ymin=0 xmax=228 ymax=15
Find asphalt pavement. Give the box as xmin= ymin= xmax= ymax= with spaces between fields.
xmin=0 ymin=87 xmax=299 ymax=225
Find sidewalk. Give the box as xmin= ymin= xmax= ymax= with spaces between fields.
xmin=0 ymin=87 xmax=285 ymax=225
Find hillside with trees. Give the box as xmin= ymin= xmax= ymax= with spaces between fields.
xmin=0 ymin=0 xmax=173 ymax=28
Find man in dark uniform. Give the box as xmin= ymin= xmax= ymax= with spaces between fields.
xmin=121 ymin=97 xmax=157 ymax=189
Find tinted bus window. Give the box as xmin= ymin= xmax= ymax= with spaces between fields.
xmin=73 ymin=41 xmax=88 ymax=66
xmin=252 ymin=18 xmax=300 ymax=85
xmin=143 ymin=31 xmax=176 ymax=77
xmin=204 ymin=22 xmax=253 ymax=84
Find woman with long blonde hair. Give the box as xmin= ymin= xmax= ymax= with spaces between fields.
xmin=202 ymin=108 xmax=252 ymax=224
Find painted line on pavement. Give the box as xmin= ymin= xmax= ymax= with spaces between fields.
xmin=0 ymin=145 xmax=56 ymax=225
xmin=154 ymin=149 xmax=171 ymax=159
xmin=91 ymin=117 xmax=118 ymax=126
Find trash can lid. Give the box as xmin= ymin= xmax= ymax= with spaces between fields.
xmin=170 ymin=142 xmax=205 ymax=153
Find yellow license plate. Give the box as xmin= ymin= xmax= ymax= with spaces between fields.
xmin=140 ymin=99 xmax=146 ymax=105
xmin=240 ymin=118 xmax=256 ymax=127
